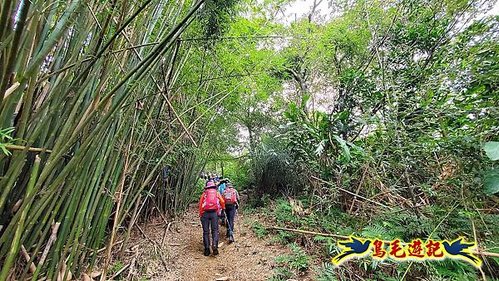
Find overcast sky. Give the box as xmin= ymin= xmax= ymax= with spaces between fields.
xmin=278 ymin=0 xmax=499 ymax=24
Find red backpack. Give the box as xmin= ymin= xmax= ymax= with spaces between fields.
xmin=223 ymin=188 xmax=237 ymax=204
xmin=203 ymin=188 xmax=219 ymax=211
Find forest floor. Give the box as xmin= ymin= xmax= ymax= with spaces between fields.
xmin=110 ymin=203 xmax=292 ymax=281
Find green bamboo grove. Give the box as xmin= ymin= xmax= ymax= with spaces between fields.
xmin=0 ymin=0 xmax=232 ymax=279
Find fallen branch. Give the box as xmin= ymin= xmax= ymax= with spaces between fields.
xmin=474 ymin=250 xmax=499 ymax=258
xmin=161 ymin=221 xmax=173 ymax=247
xmin=96 ymin=240 xmax=124 ymax=254
xmin=127 ymin=247 xmax=139 ymax=279
xmin=136 ymin=224 xmax=169 ymax=271
xmin=20 ymin=245 xmax=36 ymax=273
xmin=111 ymin=263 xmax=130 ymax=280
xmin=39 ymin=222 xmax=60 ymax=266
xmin=267 ymin=226 xmax=350 ymax=240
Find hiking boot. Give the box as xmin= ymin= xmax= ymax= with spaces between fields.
xmin=203 ymin=248 xmax=210 ymax=256
xmin=213 ymin=248 xmax=219 ymax=255
xmin=228 ymin=235 xmax=234 ymax=243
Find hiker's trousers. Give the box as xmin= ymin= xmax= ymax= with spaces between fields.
xmin=201 ymin=210 xmax=219 ymax=249
xmin=226 ymin=205 xmax=237 ymax=235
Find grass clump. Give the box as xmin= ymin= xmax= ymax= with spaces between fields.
xmin=252 ymin=221 xmax=268 ymax=238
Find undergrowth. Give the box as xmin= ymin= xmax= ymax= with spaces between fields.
xmin=270 ymin=243 xmax=311 ymax=280
xmin=255 ymin=197 xmax=499 ymax=280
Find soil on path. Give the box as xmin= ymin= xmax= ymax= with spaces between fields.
xmin=121 ymin=204 xmax=289 ymax=281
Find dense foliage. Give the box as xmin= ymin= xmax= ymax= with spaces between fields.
xmin=0 ymin=0 xmax=497 ymax=280
xmin=0 ymin=0 xmax=240 ymax=279
xmin=214 ymin=0 xmax=499 ymax=280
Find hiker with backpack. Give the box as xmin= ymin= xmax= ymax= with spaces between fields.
xmin=218 ymin=178 xmax=227 ymax=194
xmin=222 ymin=183 xmax=240 ymax=243
xmin=198 ymin=181 xmax=226 ymax=256
xmin=217 ymin=179 xmax=228 ymax=226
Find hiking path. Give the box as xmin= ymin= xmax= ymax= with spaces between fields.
xmin=118 ymin=203 xmax=289 ymax=280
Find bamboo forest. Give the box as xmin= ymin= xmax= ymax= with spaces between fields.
xmin=0 ymin=0 xmax=498 ymax=280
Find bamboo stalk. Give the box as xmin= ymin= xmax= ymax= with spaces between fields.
xmin=110 ymin=11 xmax=198 ymax=148
xmin=100 ymin=109 xmax=136 ymax=281
xmin=0 ymin=0 xmax=31 ymax=108
xmin=0 ymin=155 xmax=41 ymax=280
xmin=4 ymin=144 xmax=53 ymax=153
xmin=0 ymin=1 xmax=230 ymax=279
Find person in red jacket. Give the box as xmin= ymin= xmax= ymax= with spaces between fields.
xmin=198 ymin=181 xmax=225 ymax=256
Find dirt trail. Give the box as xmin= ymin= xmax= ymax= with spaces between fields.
xmin=121 ymin=204 xmax=289 ymax=281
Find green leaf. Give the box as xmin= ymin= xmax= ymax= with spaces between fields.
xmin=483 ymin=141 xmax=499 ymax=161
xmin=333 ymin=135 xmax=351 ymax=162
xmin=483 ymin=168 xmax=499 ymax=195
xmin=0 ymin=127 xmax=15 ymax=140
xmin=0 ymin=144 xmax=11 ymax=156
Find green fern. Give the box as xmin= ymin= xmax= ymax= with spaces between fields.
xmin=288 ymin=243 xmax=310 ymax=272
xmin=316 ymin=262 xmax=337 ymax=281
xmin=268 ymin=267 xmax=293 ymax=281
xmin=275 ymin=243 xmax=310 ymax=273
xmin=428 ymin=259 xmax=477 ymax=281
xmin=361 ymin=224 xmax=391 ymax=240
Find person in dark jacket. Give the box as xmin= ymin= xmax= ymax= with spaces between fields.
xmin=221 ymin=183 xmax=240 ymax=243
xmin=218 ymin=179 xmax=228 ymax=226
